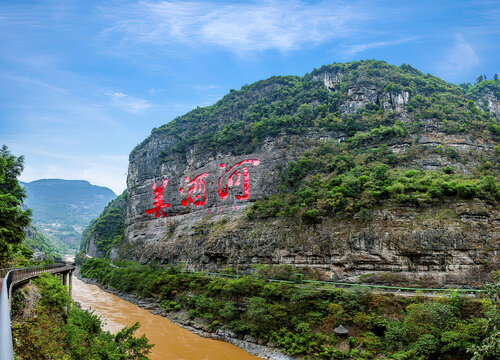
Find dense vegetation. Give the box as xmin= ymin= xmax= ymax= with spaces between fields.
xmin=464 ymin=79 xmax=500 ymax=105
xmin=248 ymin=140 xmax=499 ymax=221
xmin=134 ymin=60 xmax=499 ymax=158
xmin=1 ymin=146 xmax=62 ymax=266
xmin=78 ymin=191 xmax=126 ymax=258
xmin=81 ymin=258 xmax=499 ymax=360
xmin=1 ymin=146 xmax=63 ymax=267
xmin=0 ymin=145 xmax=32 ymax=266
xmin=12 ymin=273 xmax=153 ymax=359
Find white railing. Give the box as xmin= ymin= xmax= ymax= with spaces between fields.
xmin=0 ymin=263 xmax=75 ymax=360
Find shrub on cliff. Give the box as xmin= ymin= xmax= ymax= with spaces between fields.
xmin=249 ymin=140 xmax=500 ymax=221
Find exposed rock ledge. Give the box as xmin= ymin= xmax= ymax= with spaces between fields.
xmin=75 ymin=272 xmax=296 ymax=360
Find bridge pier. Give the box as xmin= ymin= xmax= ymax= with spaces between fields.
xmin=61 ymin=270 xmax=73 ymax=297
xmin=63 ymin=270 xmax=73 ymax=311
xmin=69 ymin=270 xmax=72 ymax=297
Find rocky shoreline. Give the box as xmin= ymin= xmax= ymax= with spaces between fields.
xmin=74 ymin=271 xmax=296 ymax=360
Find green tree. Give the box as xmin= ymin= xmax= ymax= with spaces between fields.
xmin=403 ymin=302 xmax=458 ymax=341
xmin=244 ymin=296 xmax=272 ymax=335
xmin=0 ymin=145 xmax=31 ymax=265
xmin=14 ymin=273 xmax=153 ymax=359
xmin=468 ymin=271 xmax=500 ymax=360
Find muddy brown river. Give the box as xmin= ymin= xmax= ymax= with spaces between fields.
xmin=72 ymin=276 xmax=262 ymax=360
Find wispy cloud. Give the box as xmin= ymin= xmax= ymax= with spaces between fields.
xmin=100 ymin=0 xmax=374 ymax=55
xmin=106 ymin=91 xmax=151 ymax=113
xmin=340 ymin=37 xmax=419 ymax=56
xmin=0 ymin=71 xmax=69 ymax=94
xmin=0 ymin=1 xmax=77 ymax=30
xmin=435 ymin=34 xmax=480 ymax=80
xmin=192 ymin=84 xmax=219 ymax=91
xmin=148 ymin=87 xmax=163 ymax=94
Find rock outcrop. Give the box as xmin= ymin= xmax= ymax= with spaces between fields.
xmin=80 ymin=192 xmax=126 ymax=258
xmin=475 ymin=88 xmax=500 ymax=119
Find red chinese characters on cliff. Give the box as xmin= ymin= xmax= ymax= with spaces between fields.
xmin=145 ymin=159 xmax=261 ymax=217
xmin=145 ymin=179 xmax=171 ymax=217
xmin=218 ymin=159 xmax=260 ymax=201
xmin=180 ymin=172 xmax=209 ymax=207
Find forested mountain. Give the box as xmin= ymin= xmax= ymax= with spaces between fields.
xmin=86 ymin=60 xmax=499 ymax=287
xmin=21 ymin=179 xmax=116 ymax=251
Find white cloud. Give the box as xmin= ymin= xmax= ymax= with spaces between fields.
xmin=148 ymin=87 xmax=163 ymax=94
xmin=100 ymin=0 xmax=374 ymax=55
xmin=192 ymin=84 xmax=219 ymax=91
xmin=436 ymin=34 xmax=480 ymax=80
xmin=340 ymin=37 xmax=418 ymax=56
xmin=0 ymin=71 xmax=69 ymax=94
xmin=106 ymin=91 xmax=151 ymax=113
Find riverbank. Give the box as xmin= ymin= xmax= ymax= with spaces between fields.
xmin=78 ymin=258 xmax=497 ymax=360
xmin=74 ymin=269 xmax=296 ymax=360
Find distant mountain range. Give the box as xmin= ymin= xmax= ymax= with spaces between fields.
xmin=20 ymin=179 xmax=116 ymax=251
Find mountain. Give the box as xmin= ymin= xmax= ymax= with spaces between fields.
xmin=21 ymin=179 xmax=116 ymax=251
xmin=89 ymin=60 xmax=499 ymax=287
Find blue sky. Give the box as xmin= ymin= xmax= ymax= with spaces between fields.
xmin=1 ymin=0 xmax=498 ymax=195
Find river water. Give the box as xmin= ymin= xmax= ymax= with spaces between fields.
xmin=72 ymin=276 xmax=262 ymax=360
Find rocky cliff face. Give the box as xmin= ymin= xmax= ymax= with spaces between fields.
xmin=107 ymin=61 xmax=500 ymax=286
xmin=114 ymin=199 xmax=499 ymax=286
xmin=120 ymin=131 xmax=344 ymax=256
xmin=86 ymin=236 xmax=104 ymax=258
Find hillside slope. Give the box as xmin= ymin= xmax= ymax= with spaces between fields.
xmin=21 ymin=179 xmax=116 ymax=250
xmin=23 ymin=224 xmax=60 ymax=253
xmin=79 ymin=191 xmax=126 ymax=258
xmin=104 ymin=60 xmax=498 ymax=286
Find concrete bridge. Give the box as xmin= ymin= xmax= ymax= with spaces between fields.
xmin=0 ymin=262 xmax=75 ymax=360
